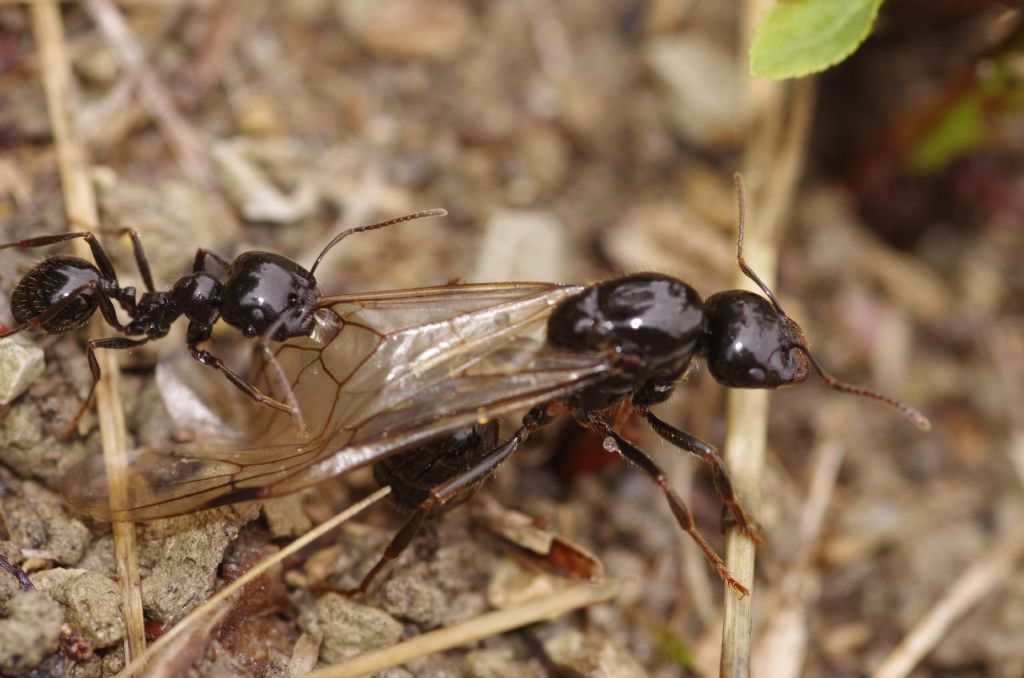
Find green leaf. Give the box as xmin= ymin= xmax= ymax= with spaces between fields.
xmin=750 ymin=0 xmax=885 ymax=79
xmin=650 ymin=622 xmax=695 ymax=668
xmin=905 ymin=95 xmax=985 ymax=173
xmin=905 ymin=65 xmax=1009 ymax=172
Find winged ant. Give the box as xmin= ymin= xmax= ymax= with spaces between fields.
xmin=0 ymin=209 xmax=446 ymax=436
xmin=63 ymin=175 xmax=929 ymax=596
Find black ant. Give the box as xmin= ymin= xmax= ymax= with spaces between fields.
xmin=0 ymin=209 xmax=446 ymax=436
xmin=347 ymin=175 xmax=930 ymax=595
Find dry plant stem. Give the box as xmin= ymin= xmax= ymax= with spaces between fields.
xmin=721 ymin=78 xmax=815 ymax=677
xmin=310 ymin=580 xmax=619 ymax=678
xmin=84 ymin=0 xmax=212 ymax=190
xmin=721 ymin=5 xmax=816 ymax=672
xmin=750 ymin=407 xmax=847 ymax=677
xmin=29 ymin=0 xmax=147 ymax=661
xmin=82 ymin=0 xmax=241 ymax=238
xmin=872 ymin=523 xmax=1024 ymax=678
xmin=117 ymin=487 xmax=392 ymax=678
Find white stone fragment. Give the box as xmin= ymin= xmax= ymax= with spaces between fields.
xmin=644 ymin=32 xmax=741 ymax=146
xmin=470 ymin=209 xmax=567 ymax=283
xmin=213 ymin=138 xmax=318 ymax=224
xmin=0 ymin=336 xmax=44 ymax=405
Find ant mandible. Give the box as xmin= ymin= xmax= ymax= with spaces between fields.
xmin=0 ymin=209 xmax=446 ymax=436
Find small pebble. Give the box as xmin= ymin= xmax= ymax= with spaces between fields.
xmin=299 ymin=592 xmax=404 ymax=663
xmin=262 ymin=494 xmax=313 ymax=538
xmin=543 ymin=628 xmax=649 ymax=678
xmin=486 ymin=559 xmax=558 ymax=610
xmin=31 ymin=568 xmax=123 ymax=650
xmin=337 ymin=0 xmax=472 ymax=61
xmin=0 ymin=336 xmax=44 ymax=406
xmin=139 ymin=507 xmax=256 ymax=623
xmin=0 ymin=590 xmax=63 ymax=675
xmin=644 ymin=32 xmax=741 ymax=146
xmin=470 ymin=210 xmax=567 ymax=283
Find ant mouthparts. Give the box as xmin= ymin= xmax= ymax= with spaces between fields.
xmin=799 ymin=346 xmax=931 ymax=432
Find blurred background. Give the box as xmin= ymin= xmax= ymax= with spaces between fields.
xmin=1 ymin=1 xmax=1023 ymax=676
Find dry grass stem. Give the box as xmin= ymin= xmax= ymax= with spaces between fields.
xmin=721 ymin=8 xmax=816 ymax=672
xmin=751 ymin=408 xmax=848 ymax=677
xmin=117 ymin=487 xmax=391 ymax=678
xmin=29 ymin=0 xmax=147 ymax=660
xmin=871 ymin=523 xmax=1024 ymax=678
xmin=82 ymin=0 xmax=241 ymax=238
xmin=83 ymin=0 xmax=213 ymax=189
xmin=309 ymin=579 xmax=619 ymax=678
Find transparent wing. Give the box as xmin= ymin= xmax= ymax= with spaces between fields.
xmin=65 ymin=282 xmax=611 ymax=521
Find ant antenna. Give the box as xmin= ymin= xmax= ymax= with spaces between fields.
xmin=799 ymin=347 xmax=932 ymax=431
xmin=733 ymin=173 xmax=784 ymax=314
xmin=732 ymin=173 xmax=931 ymax=432
xmin=308 ymin=209 xmax=448 ymax=277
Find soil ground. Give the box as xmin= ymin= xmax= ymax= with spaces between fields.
xmin=1 ymin=2 xmax=1022 ymax=677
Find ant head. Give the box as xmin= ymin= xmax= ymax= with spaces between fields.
xmin=717 ymin=174 xmax=931 ymax=432
xmin=702 ymin=289 xmax=810 ymax=389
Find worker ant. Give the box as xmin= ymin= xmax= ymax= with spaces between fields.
xmin=0 ymin=209 xmax=446 ymax=435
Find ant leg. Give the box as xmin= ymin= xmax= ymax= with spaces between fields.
xmin=94 ymin=288 xmax=131 ymax=333
xmin=584 ymin=414 xmax=748 ymax=596
xmin=348 ymin=407 xmax=549 ymax=595
xmin=0 ymin=320 xmax=33 ymax=339
xmin=252 ymin=309 xmax=309 ymax=435
xmin=640 ymin=407 xmax=764 ymax=546
xmin=64 ymin=336 xmax=150 ymax=437
xmin=0 ymin=553 xmax=34 ymax=591
xmin=99 ymin=228 xmax=155 ymax=293
xmin=192 ymin=248 xmax=231 ymax=273
xmin=187 ymin=341 xmax=299 ymax=419
xmin=0 ymin=232 xmax=120 ymax=282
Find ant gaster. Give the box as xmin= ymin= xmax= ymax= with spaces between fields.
xmin=0 ymin=209 xmax=446 ymax=435
xmin=348 ymin=175 xmax=930 ymax=596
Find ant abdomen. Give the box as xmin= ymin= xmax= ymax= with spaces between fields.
xmin=11 ymin=256 xmax=101 ymax=333
xmin=373 ymin=422 xmax=499 ymax=511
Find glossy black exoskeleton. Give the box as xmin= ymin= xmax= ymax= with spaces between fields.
xmin=335 ymin=422 xmax=502 ymax=592
xmin=347 ymin=175 xmax=929 ymax=596
xmin=0 ymin=210 xmax=446 ymax=435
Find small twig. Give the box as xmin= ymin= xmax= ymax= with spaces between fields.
xmin=29 ymin=0 xmax=147 ymax=661
xmin=871 ymin=523 xmax=1024 ymax=678
xmin=82 ymin=0 xmax=242 ymax=238
xmin=117 ymin=487 xmax=391 ymax=678
xmin=83 ymin=0 xmax=213 ymax=190
xmin=309 ymin=579 xmax=619 ymax=678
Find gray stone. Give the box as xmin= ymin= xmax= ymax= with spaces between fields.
xmin=0 ymin=590 xmax=63 ymax=676
xmin=298 ymin=593 xmax=403 ymax=663
xmin=139 ymin=506 xmax=256 ymax=623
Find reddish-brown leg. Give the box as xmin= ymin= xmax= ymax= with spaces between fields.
xmin=639 ymin=407 xmax=764 ymax=546
xmin=584 ymin=413 xmax=748 ymax=596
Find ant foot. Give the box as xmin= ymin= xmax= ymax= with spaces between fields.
xmin=722 ymin=508 xmax=766 ymax=547
xmin=709 ymin=556 xmax=749 ymax=597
